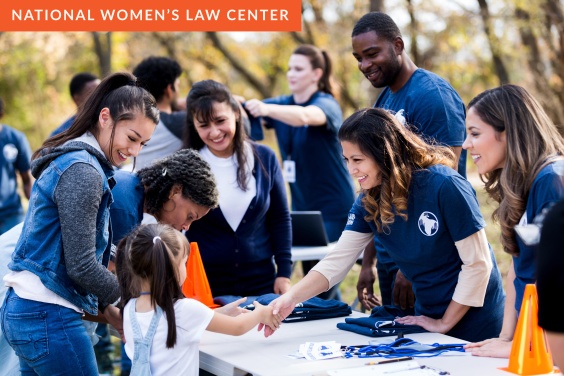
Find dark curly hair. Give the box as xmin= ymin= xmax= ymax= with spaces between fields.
xmin=69 ymin=72 xmax=98 ymax=98
xmin=352 ymin=12 xmax=402 ymax=42
xmin=137 ymin=148 xmax=218 ymax=217
xmin=133 ymin=56 xmax=182 ymax=103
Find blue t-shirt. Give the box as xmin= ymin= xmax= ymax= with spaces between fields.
xmin=374 ymin=69 xmax=467 ymax=177
xmin=345 ymin=165 xmax=504 ymax=341
xmin=513 ymin=162 xmax=564 ymax=312
xmin=260 ymin=91 xmax=355 ymax=240
xmin=0 ymin=125 xmax=32 ymax=216
xmin=373 ymin=69 xmax=467 ymax=289
xmin=346 ymin=165 xmax=483 ymax=316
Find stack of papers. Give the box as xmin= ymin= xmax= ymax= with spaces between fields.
xmin=291 ymin=341 xmax=343 ymax=360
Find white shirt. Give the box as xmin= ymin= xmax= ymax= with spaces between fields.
xmin=200 ymin=143 xmax=256 ymax=232
xmin=123 ymin=298 xmax=214 ymax=376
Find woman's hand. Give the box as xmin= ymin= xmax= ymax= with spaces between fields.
xmin=244 ymin=99 xmax=269 ymax=117
xmin=259 ymin=293 xmax=296 ymax=337
xmin=463 ymin=338 xmax=512 ymax=358
xmin=394 ymin=315 xmax=449 ymax=334
xmin=254 ymin=301 xmax=282 ymax=333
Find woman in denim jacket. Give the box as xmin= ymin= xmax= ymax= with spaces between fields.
xmin=1 ymin=72 xmax=158 ymax=375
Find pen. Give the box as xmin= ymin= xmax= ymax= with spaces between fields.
xmin=365 ymin=356 xmax=413 ymax=365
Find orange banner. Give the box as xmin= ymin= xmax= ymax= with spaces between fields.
xmin=0 ymin=0 xmax=302 ymax=32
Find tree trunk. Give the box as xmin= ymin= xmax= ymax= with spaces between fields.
xmin=205 ymin=32 xmax=272 ymax=98
xmin=92 ymin=32 xmax=112 ymax=77
xmin=477 ymin=0 xmax=510 ymax=84
xmin=370 ymin=0 xmax=385 ymax=12
xmin=542 ymin=0 xmax=564 ymax=132
xmin=515 ymin=6 xmax=564 ymax=126
xmin=406 ymin=0 xmax=421 ymax=67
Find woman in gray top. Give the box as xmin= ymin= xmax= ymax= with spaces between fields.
xmin=1 ymin=72 xmax=158 ymax=375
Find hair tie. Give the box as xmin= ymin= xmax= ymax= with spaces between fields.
xmin=153 ymin=236 xmax=161 ymax=244
xmin=162 ymin=168 xmax=167 ymax=176
xmin=128 ymin=79 xmax=137 ymax=87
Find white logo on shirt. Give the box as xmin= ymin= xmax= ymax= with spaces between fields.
xmin=347 ymin=213 xmax=355 ymax=226
xmin=394 ymin=109 xmax=406 ymax=126
xmin=418 ymin=211 xmax=439 ymax=236
xmin=3 ymin=144 xmax=18 ymax=162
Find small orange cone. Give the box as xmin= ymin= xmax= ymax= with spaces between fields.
xmin=182 ymin=242 xmax=219 ymax=309
xmin=501 ymin=284 xmax=555 ymax=375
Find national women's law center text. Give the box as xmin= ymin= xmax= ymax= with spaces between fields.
xmin=12 ymin=8 xmax=289 ymax=22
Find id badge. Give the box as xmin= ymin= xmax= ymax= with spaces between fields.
xmin=283 ymin=160 xmax=296 ymax=183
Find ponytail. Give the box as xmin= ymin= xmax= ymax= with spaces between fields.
xmin=37 ymin=72 xmax=159 ymax=161
xmin=292 ymin=44 xmax=333 ymax=96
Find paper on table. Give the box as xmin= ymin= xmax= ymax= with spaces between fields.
xmin=294 ymin=341 xmax=343 ymax=360
xmin=327 ymin=360 xmax=423 ymax=376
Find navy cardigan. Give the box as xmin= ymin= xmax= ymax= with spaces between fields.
xmin=186 ymin=143 xmax=292 ymax=297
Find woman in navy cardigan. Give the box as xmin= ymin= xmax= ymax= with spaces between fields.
xmin=184 ymin=80 xmax=292 ymax=298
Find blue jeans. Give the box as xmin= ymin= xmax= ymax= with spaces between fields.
xmin=1 ymin=288 xmax=98 ymax=375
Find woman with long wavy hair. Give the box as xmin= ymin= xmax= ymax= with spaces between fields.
xmin=463 ymin=84 xmax=564 ymax=358
xmin=265 ymin=107 xmax=505 ymax=343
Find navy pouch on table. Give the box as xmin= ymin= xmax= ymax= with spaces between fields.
xmin=337 ymin=305 xmax=427 ymax=337
xmin=215 ymin=293 xmax=352 ymax=323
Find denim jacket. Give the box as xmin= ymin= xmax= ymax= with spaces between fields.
xmin=9 ymin=141 xmax=115 ymax=315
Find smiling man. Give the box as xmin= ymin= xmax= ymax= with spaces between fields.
xmin=351 ymin=12 xmax=468 ymax=313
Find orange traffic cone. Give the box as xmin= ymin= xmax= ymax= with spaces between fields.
xmin=182 ymin=242 xmax=219 ymax=308
xmin=501 ymin=284 xmax=555 ymax=375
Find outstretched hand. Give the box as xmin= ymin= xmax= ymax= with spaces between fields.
xmin=253 ymin=301 xmax=282 ymax=333
xmin=215 ymin=297 xmax=248 ymax=317
xmin=258 ymin=293 xmax=296 ymax=337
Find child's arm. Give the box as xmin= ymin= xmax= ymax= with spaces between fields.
xmin=206 ymin=301 xmax=281 ymax=336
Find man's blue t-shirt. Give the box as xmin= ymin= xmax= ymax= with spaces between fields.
xmin=0 ymin=125 xmax=32 ymax=216
xmin=374 ymin=69 xmax=467 ymax=177
xmin=513 ymin=162 xmax=564 ymax=312
xmin=344 ymin=165 xmax=504 ymax=341
xmin=260 ymin=91 xmax=355 ymax=240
